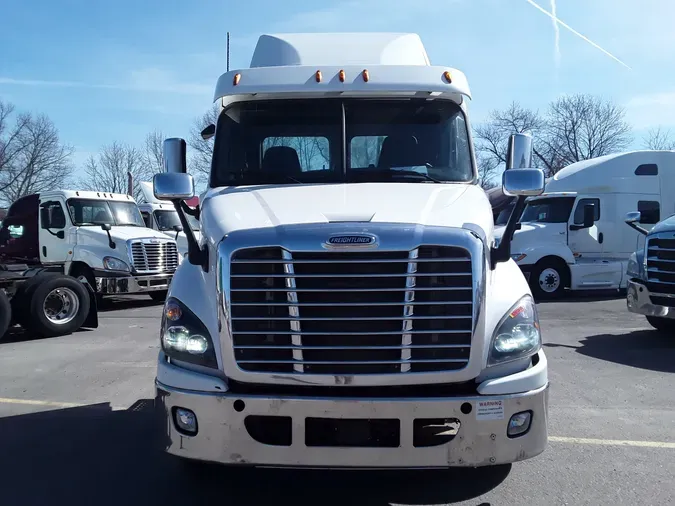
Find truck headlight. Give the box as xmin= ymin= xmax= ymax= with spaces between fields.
xmin=488 ymin=295 xmax=541 ymax=366
xmin=511 ymin=253 xmax=526 ymax=262
xmin=103 ymin=256 xmax=130 ymax=272
xmin=161 ymin=297 xmax=217 ymax=368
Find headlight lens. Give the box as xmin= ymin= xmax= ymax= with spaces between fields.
xmin=103 ymin=256 xmax=130 ymax=271
xmin=511 ymin=253 xmax=526 ymax=262
xmin=161 ymin=297 xmax=217 ymax=368
xmin=488 ymin=295 xmax=541 ymax=366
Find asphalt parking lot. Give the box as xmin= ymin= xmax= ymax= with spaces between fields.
xmin=0 ymin=293 xmax=673 ymax=505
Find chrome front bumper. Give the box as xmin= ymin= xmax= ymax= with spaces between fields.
xmin=627 ymin=280 xmax=675 ymax=319
xmin=155 ymin=381 xmax=549 ymax=469
xmin=96 ymin=274 xmax=173 ymax=294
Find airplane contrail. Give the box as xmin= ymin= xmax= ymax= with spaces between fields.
xmin=524 ymin=0 xmax=631 ymax=70
xmin=549 ymin=0 xmax=561 ymax=67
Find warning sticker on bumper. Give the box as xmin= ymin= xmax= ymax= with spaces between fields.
xmin=476 ymin=400 xmax=504 ymax=420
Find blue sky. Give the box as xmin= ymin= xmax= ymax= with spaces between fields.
xmin=1 ymin=0 xmax=673 ymax=179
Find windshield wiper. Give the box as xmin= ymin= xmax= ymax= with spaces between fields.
xmin=358 ymin=169 xmax=443 ymax=183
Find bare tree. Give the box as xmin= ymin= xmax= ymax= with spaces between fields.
xmin=474 ymin=95 xmax=633 ymax=178
xmin=187 ymin=104 xmax=220 ymax=183
xmin=142 ymin=129 xmax=165 ymax=174
xmin=0 ymin=105 xmax=73 ymax=204
xmin=473 ymin=102 xmax=558 ymax=178
xmin=642 ymin=126 xmax=675 ymax=150
xmin=80 ymin=142 xmax=152 ymax=201
xmin=475 ymin=151 xmax=499 ymax=189
xmin=543 ymin=94 xmax=632 ymax=170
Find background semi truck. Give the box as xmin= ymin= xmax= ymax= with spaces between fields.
xmin=494 ymin=151 xmax=675 ymax=299
xmin=0 ymin=190 xmax=179 ymax=301
xmin=625 ymin=210 xmax=675 ymax=333
xmin=153 ymin=32 xmax=550 ymax=469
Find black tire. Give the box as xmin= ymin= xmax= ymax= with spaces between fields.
xmin=646 ymin=316 xmax=675 ymax=334
xmin=529 ymin=258 xmax=568 ymax=300
xmin=149 ymin=290 xmax=168 ymax=302
xmin=0 ymin=290 xmax=11 ymax=341
xmin=22 ymin=275 xmax=90 ymax=338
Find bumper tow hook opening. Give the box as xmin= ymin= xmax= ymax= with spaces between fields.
xmin=413 ymin=418 xmax=461 ymax=447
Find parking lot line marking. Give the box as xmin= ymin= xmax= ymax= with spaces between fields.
xmin=550 ymin=436 xmax=675 ymax=449
xmin=0 ymin=397 xmax=85 ymax=408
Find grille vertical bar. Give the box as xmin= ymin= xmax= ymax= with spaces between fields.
xmin=283 ymin=250 xmax=304 ymax=373
xmin=401 ymin=248 xmax=419 ymax=373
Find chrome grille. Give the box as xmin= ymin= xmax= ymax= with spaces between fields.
xmin=229 ymin=246 xmax=473 ymax=375
xmin=646 ymin=234 xmax=675 ymax=300
xmin=129 ymin=240 xmax=179 ymax=274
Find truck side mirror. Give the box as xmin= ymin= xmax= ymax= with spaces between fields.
xmin=163 ymin=138 xmax=188 ymax=174
xmin=625 ymin=211 xmax=649 ymax=236
xmin=154 ymin=170 xmax=204 ymax=269
xmin=491 ymin=133 xmax=545 ymax=266
xmin=625 ymin=211 xmax=641 ymax=224
xmin=153 ymin=173 xmax=195 ymax=202
xmin=201 ymin=124 xmax=216 ymax=140
xmin=502 ymin=169 xmax=545 ymax=197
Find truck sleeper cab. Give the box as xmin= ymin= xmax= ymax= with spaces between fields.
xmin=153 ymin=32 xmax=549 ymax=469
xmin=495 ymin=151 xmax=674 ymax=299
xmin=0 ymin=191 xmax=179 ymax=301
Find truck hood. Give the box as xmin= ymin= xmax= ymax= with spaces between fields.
xmin=77 ymin=225 xmax=172 ymax=242
xmin=650 ymin=214 xmax=675 ymax=234
xmin=201 ymin=183 xmax=493 ymax=242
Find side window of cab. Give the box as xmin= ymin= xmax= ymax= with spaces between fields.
xmin=141 ymin=211 xmax=152 ymax=228
xmin=40 ymin=201 xmax=67 ymax=230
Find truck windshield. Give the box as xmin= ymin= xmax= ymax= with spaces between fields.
xmin=67 ymin=199 xmax=145 ymax=227
xmin=520 ymin=197 xmax=576 ymax=224
xmin=211 ymin=98 xmax=474 ymax=186
xmin=154 ymin=210 xmax=199 ymax=231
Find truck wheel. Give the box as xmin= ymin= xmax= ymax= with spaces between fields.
xmin=149 ymin=290 xmax=168 ymax=302
xmin=0 ymin=291 xmax=11 ymax=341
xmin=23 ymin=275 xmax=90 ymax=338
xmin=530 ymin=259 xmax=568 ymax=300
xmin=645 ymin=316 xmax=675 ymax=334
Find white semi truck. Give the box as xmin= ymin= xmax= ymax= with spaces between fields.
xmin=494 ymin=151 xmax=675 ymax=299
xmin=153 ymin=33 xmax=549 ymax=469
xmin=0 ymin=190 xmax=179 ymax=301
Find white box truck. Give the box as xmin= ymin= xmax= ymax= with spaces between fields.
xmin=494 ymin=151 xmax=675 ymax=299
xmin=153 ymin=32 xmax=549 ymax=469
xmin=0 ymin=190 xmax=179 ymax=301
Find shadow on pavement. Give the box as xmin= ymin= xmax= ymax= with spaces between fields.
xmin=97 ymin=296 xmax=162 ymax=313
xmin=544 ymin=328 xmax=675 ymax=373
xmin=0 ymin=400 xmax=510 ymax=506
xmin=536 ymin=289 xmax=625 ymax=305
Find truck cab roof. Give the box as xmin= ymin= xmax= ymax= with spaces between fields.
xmin=215 ymin=32 xmax=471 ymax=105
xmin=39 ymin=190 xmax=137 ymax=202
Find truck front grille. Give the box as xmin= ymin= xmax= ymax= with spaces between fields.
xmin=229 ymin=246 xmax=473 ymax=375
xmin=130 ymin=240 xmax=179 ymax=274
xmin=646 ymin=235 xmax=675 ymax=298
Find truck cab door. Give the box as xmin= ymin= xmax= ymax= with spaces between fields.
xmin=567 ymin=197 xmax=618 ymax=289
xmin=39 ymin=199 xmax=71 ymax=267
xmin=568 ymin=198 xmax=602 ymax=259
